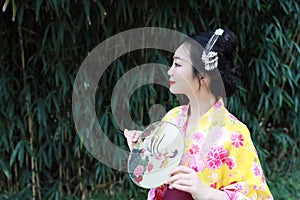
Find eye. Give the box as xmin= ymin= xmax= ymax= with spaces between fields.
xmin=174 ymin=63 xmax=181 ymax=67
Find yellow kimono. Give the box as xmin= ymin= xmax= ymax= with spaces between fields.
xmin=148 ymin=99 xmax=273 ymax=200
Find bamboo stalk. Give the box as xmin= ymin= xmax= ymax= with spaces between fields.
xmin=35 ymin=160 xmax=42 ymax=199
xmin=18 ymin=25 xmax=39 ymax=200
xmin=65 ymin=124 xmax=71 ymax=194
xmin=77 ymin=148 xmax=84 ymax=199
xmin=59 ymin=128 xmax=63 ymax=196
xmin=9 ymin=139 xmax=17 ymax=191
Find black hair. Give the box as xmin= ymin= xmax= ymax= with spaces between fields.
xmin=186 ymin=28 xmax=238 ymax=98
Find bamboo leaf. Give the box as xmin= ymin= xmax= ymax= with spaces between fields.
xmin=255 ymin=0 xmax=261 ymax=11
xmin=2 ymin=0 xmax=10 ymax=12
xmin=9 ymin=141 xmax=22 ymax=166
xmin=35 ymin=0 xmax=43 ymax=21
xmin=0 ymin=160 xmax=10 ymax=180
xmin=17 ymin=142 xmax=25 ymax=167
xmin=51 ymin=0 xmax=59 ymax=17
xmin=12 ymin=0 xmax=16 ymax=21
xmin=17 ymin=1 xmax=25 ymax=25
xmin=37 ymin=100 xmax=47 ymax=127
xmin=83 ymin=0 xmax=91 ymax=25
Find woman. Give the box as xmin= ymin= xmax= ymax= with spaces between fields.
xmin=125 ymin=28 xmax=273 ymax=200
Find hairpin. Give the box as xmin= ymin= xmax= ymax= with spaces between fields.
xmin=202 ymin=28 xmax=224 ymax=71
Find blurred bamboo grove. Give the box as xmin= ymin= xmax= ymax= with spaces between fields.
xmin=0 ymin=0 xmax=299 ymax=199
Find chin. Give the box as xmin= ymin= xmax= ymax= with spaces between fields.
xmin=169 ymin=88 xmax=182 ymax=94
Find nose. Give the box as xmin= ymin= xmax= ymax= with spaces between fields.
xmin=167 ymin=64 xmax=174 ymax=76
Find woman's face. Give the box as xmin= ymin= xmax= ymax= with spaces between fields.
xmin=167 ymin=43 xmax=200 ymax=95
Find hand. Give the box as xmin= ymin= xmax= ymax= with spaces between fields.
xmin=124 ymin=129 xmax=142 ymax=151
xmin=166 ymin=166 xmax=210 ymax=200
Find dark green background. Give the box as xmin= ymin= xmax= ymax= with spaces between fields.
xmin=0 ymin=0 xmax=299 ymax=199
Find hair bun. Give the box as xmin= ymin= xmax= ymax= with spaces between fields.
xmin=188 ymin=29 xmax=239 ymax=98
xmin=222 ymin=29 xmax=238 ymax=64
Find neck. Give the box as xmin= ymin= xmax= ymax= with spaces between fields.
xmin=186 ymin=88 xmax=217 ymax=119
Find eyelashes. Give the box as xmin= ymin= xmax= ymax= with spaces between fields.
xmin=172 ymin=61 xmax=181 ymax=67
xmin=171 ymin=58 xmax=182 ymax=68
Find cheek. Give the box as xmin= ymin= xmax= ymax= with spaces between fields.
xmin=179 ymin=70 xmax=196 ymax=84
xmin=177 ymin=73 xmax=198 ymax=90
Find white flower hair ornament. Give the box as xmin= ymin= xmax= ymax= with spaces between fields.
xmin=202 ymin=28 xmax=224 ymax=71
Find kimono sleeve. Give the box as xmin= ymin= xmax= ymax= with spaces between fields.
xmin=220 ymin=125 xmax=273 ymax=200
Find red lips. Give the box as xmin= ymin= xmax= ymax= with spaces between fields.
xmin=169 ymin=81 xmax=175 ymax=86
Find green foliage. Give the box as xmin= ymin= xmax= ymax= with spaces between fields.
xmin=0 ymin=0 xmax=299 ymax=199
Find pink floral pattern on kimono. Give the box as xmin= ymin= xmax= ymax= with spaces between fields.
xmin=147 ymin=98 xmax=273 ymax=200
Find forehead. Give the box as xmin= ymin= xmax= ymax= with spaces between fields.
xmin=174 ymin=43 xmax=192 ymax=57
xmin=173 ymin=43 xmax=193 ymax=65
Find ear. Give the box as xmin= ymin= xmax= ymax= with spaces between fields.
xmin=199 ymin=74 xmax=209 ymax=84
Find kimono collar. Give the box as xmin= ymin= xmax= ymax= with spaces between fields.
xmin=185 ymin=98 xmax=225 ymax=119
xmin=177 ymin=98 xmax=225 ymax=132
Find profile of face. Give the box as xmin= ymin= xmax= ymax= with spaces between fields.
xmin=167 ymin=43 xmax=202 ymax=96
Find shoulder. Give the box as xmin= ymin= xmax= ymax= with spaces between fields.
xmin=220 ymin=109 xmax=257 ymax=151
xmin=223 ymin=109 xmax=250 ymax=136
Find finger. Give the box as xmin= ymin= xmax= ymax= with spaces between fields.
xmin=124 ymin=129 xmax=130 ymax=139
xmin=132 ymin=130 xmax=143 ymax=142
xmin=169 ymin=183 xmax=192 ymax=194
xmin=124 ymin=130 xmax=140 ymax=140
xmin=124 ymin=129 xmax=136 ymax=139
xmin=167 ymin=173 xmax=191 ymax=184
xmin=171 ymin=179 xmax=193 ymax=187
xmin=132 ymin=132 xmax=139 ymax=142
xmin=169 ymin=165 xmax=194 ymax=175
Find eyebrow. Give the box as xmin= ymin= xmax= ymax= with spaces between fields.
xmin=173 ymin=56 xmax=183 ymax=60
